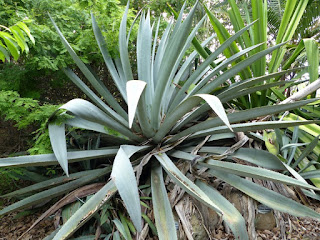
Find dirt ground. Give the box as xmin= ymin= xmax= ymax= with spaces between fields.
xmin=0 ymin=208 xmax=55 ymax=240
xmin=0 ymin=199 xmax=320 ymax=239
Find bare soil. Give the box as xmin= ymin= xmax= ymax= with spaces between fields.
xmin=1 ymin=199 xmax=320 ymax=239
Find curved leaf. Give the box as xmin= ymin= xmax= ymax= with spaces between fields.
xmin=191 ymin=120 xmax=320 ymax=139
xmin=208 ymin=169 xmax=320 ymax=219
xmin=196 ymin=180 xmax=248 ymax=240
xmin=49 ymin=123 xmax=68 ymax=175
xmin=126 ymin=80 xmax=146 ymax=128
xmin=199 ymin=159 xmax=319 ymax=191
xmin=2 ymin=169 xmax=103 ymax=198
xmin=0 ymin=148 xmax=118 ymax=167
xmin=151 ymin=162 xmax=177 ymax=240
xmin=91 ymin=14 xmax=126 ymax=101
xmin=170 ymin=148 xmax=284 ymax=170
xmin=155 ymin=153 xmax=222 ymax=215
xmin=52 ymin=181 xmax=117 ymax=240
xmin=49 ymin=15 xmax=126 ymax=118
xmin=111 ymin=145 xmax=147 ymax=231
xmin=62 ymin=68 xmax=126 ymax=124
xmin=0 ymin=167 xmax=111 ymax=216
xmin=60 ymin=99 xmax=141 ymax=142
xmin=195 ymin=94 xmax=232 ymax=131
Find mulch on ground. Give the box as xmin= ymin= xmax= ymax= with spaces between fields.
xmin=0 ymin=209 xmax=54 ymax=240
xmin=1 ymin=204 xmax=320 ymax=239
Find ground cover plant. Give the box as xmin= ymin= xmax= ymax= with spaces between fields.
xmin=1 ymin=2 xmax=320 ymax=239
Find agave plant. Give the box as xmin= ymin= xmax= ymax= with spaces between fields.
xmin=1 ymin=2 xmax=320 ymax=239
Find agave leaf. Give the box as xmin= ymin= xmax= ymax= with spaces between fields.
xmin=187 ymin=42 xmax=263 ymax=98
xmin=170 ymin=1 xmax=186 ymax=39
xmin=0 ymin=148 xmax=118 ymax=167
xmin=227 ymin=0 xmax=252 ymax=49
xmin=220 ymin=68 xmax=303 ymax=96
xmin=170 ymin=148 xmax=285 ymax=170
xmin=195 ymin=94 xmax=232 ymax=131
xmin=155 ymin=153 xmax=222 ymax=215
xmin=49 ymin=15 xmax=126 ymax=118
xmin=153 ymin=97 xmax=202 ymax=143
xmin=208 ymin=169 xmax=320 ymax=219
xmin=162 ymin=16 xmax=207 ymax=112
xmin=208 ymin=133 xmax=235 ymax=141
xmin=91 ymin=14 xmax=126 ymax=101
xmin=191 ymin=120 xmax=320 ymax=139
xmin=151 ymin=3 xmax=198 ymax=129
xmin=126 ymin=80 xmax=146 ymax=128
xmin=199 ymin=160 xmax=319 ymax=191
xmin=0 ymin=167 xmax=111 ymax=216
xmin=166 ymin=35 xmax=214 ymax=109
xmin=281 ymin=162 xmax=312 ymax=187
xmin=170 ymin=25 xmax=260 ymax=110
xmin=111 ymin=145 xmax=146 ymax=231
xmin=60 ymin=99 xmax=142 ymax=142
xmin=168 ymin=99 xmax=317 ymax=143
xmin=221 ymin=79 xmax=305 ymax=103
xmin=49 ymin=123 xmax=68 ymax=175
xmin=153 ymin=21 xmax=172 ymax=87
xmin=151 ymin=17 xmax=160 ymax=90
xmin=151 ymin=163 xmax=177 ymax=240
xmin=251 ymin=0 xmax=268 ymax=77
xmin=302 ymin=189 xmax=320 ymax=201
xmin=65 ymin=117 xmax=133 ymax=144
xmin=196 ymin=180 xmax=248 ymax=240
xmin=198 ymin=42 xmax=287 ymax=95
xmin=62 ymin=68 xmax=126 ymax=120
xmin=2 ymin=169 xmax=103 ymax=198
xmin=52 ymin=181 xmax=117 ymax=240
xmin=119 ymin=2 xmax=134 ymax=81
xmin=137 ymin=12 xmax=152 ymax=103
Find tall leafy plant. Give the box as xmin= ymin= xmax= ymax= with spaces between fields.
xmin=1 ymin=2 xmax=320 ymax=239
xmin=201 ymin=0 xmax=319 ymax=108
xmin=0 ymin=21 xmax=35 ymax=62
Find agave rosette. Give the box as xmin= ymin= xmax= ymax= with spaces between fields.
xmin=1 ymin=2 xmax=320 ymax=239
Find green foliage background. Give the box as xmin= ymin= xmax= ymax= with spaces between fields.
xmin=0 ymin=0 xmax=136 ymax=99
